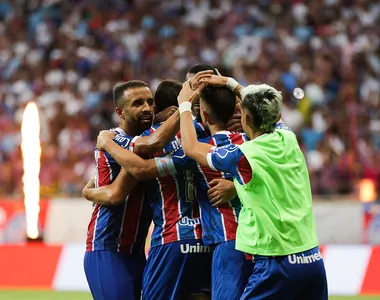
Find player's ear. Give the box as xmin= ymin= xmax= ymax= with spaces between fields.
xmin=203 ymin=110 xmax=210 ymax=124
xmin=116 ymin=107 xmax=125 ymax=120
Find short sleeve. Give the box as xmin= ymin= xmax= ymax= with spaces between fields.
xmin=207 ymin=144 xmax=252 ymax=185
xmin=113 ymin=134 xmax=132 ymax=149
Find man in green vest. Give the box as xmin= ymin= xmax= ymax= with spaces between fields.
xmin=176 ymin=76 xmax=328 ymax=300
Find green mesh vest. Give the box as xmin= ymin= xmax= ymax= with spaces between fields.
xmin=234 ymin=128 xmax=319 ymax=256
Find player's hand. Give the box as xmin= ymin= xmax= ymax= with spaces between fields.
xmin=155 ymin=106 xmax=178 ymax=123
xmin=208 ymin=179 xmax=237 ymax=207
xmin=177 ymin=82 xmax=205 ymax=105
xmin=188 ymin=70 xmax=213 ymax=90
xmin=96 ymin=130 xmax=116 ymax=151
xmin=82 ymin=178 xmax=95 ymax=200
xmin=200 ymin=75 xmax=228 ymax=87
xmin=227 ymin=114 xmax=243 ymax=132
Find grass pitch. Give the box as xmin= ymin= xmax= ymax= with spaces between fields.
xmin=0 ymin=290 xmax=92 ymax=300
xmin=0 ymin=291 xmax=379 ymax=299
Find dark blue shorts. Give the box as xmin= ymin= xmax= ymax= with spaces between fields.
xmin=241 ymin=246 xmax=328 ymax=300
xmin=84 ymin=250 xmax=146 ymax=300
xmin=212 ymin=240 xmax=254 ymax=300
xmin=142 ymin=239 xmax=212 ymax=300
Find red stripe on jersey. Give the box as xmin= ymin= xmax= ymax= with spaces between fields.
xmin=118 ymin=184 xmax=145 ymax=253
xmin=229 ymin=132 xmax=245 ymax=145
xmin=159 ymin=176 xmax=180 ymax=243
xmin=86 ymin=151 xmax=112 ymax=251
xmin=86 ymin=204 xmax=100 ymax=251
xmin=192 ymin=198 xmax=202 ymax=239
xmin=237 ymin=155 xmax=252 ymax=184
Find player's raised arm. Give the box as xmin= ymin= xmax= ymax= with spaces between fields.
xmin=178 ymin=82 xmax=213 ymax=166
xmin=82 ymin=168 xmax=138 ymax=206
xmin=132 ymin=71 xmax=214 ymax=157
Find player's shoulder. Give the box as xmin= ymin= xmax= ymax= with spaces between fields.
xmin=211 ymin=143 xmax=241 ymax=155
xmin=111 ymin=128 xmax=133 ymax=149
xmin=275 ymin=122 xmax=293 ymax=133
xmin=141 ymin=124 xmax=160 ymax=137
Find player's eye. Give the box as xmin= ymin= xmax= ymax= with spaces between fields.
xmin=132 ymin=99 xmax=144 ymax=107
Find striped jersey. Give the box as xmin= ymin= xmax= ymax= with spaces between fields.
xmin=86 ymin=128 xmax=151 ymax=254
xmin=133 ymin=121 xmax=209 ymax=248
xmin=156 ymin=131 xmax=248 ymax=246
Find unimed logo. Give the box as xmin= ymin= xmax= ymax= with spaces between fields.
xmin=180 ymin=243 xmax=212 ymax=254
xmin=178 ymin=216 xmax=200 ymax=227
xmin=288 ymin=251 xmax=323 ymax=265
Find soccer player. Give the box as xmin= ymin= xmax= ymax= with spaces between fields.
xmin=84 ymin=80 xmax=193 ymax=300
xmin=86 ymin=78 xmax=214 ymax=300
xmin=177 ymin=77 xmax=328 ymax=300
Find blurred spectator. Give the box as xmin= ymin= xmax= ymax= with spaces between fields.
xmin=0 ymin=0 xmax=379 ymax=197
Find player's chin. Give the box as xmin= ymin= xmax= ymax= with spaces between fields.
xmin=139 ymin=118 xmax=153 ymax=129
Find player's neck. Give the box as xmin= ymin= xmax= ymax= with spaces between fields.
xmin=120 ymin=123 xmax=140 ymax=137
xmin=208 ymin=123 xmax=227 ymax=136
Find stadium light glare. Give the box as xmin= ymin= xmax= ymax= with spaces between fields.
xmin=21 ymin=102 xmax=41 ymax=240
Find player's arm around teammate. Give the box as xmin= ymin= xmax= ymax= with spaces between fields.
xmin=82 ymin=168 xmax=138 ymax=205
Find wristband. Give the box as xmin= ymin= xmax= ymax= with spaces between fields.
xmin=226 ymin=77 xmax=239 ymax=91
xmin=179 ymin=101 xmax=192 ymax=114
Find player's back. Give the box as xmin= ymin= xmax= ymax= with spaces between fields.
xmin=136 ymin=122 xmax=207 ymax=248
xmin=86 ymin=128 xmax=151 ymax=254
xmin=197 ymin=131 xmax=248 ymax=245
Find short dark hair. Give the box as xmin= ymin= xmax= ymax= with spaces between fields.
xmin=187 ymin=64 xmax=218 ymax=76
xmin=155 ymin=79 xmax=182 ymax=113
xmin=241 ymin=84 xmax=282 ymax=132
xmin=201 ymin=86 xmax=236 ymax=124
xmin=113 ymin=80 xmax=148 ymax=107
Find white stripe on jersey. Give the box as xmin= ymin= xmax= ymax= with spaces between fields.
xmin=157 ymin=178 xmax=166 ymax=246
xmin=129 ymin=135 xmax=139 ymax=153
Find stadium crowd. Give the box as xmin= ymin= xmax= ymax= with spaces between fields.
xmin=0 ymin=0 xmax=379 ymax=197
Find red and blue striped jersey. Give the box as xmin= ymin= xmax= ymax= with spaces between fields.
xmin=133 ymin=122 xmax=209 ymax=248
xmin=155 ymin=131 xmax=249 ymax=245
xmin=86 ymin=128 xmax=152 ymax=254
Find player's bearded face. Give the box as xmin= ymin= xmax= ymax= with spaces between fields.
xmin=124 ymin=87 xmax=154 ymax=131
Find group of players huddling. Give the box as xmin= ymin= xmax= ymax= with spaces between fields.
xmin=82 ymin=64 xmax=328 ymax=300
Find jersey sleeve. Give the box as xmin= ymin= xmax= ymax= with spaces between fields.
xmin=154 ymin=147 xmax=197 ymax=177
xmin=112 ymin=133 xmax=132 ymax=149
xmin=207 ymin=144 xmax=252 ymax=185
